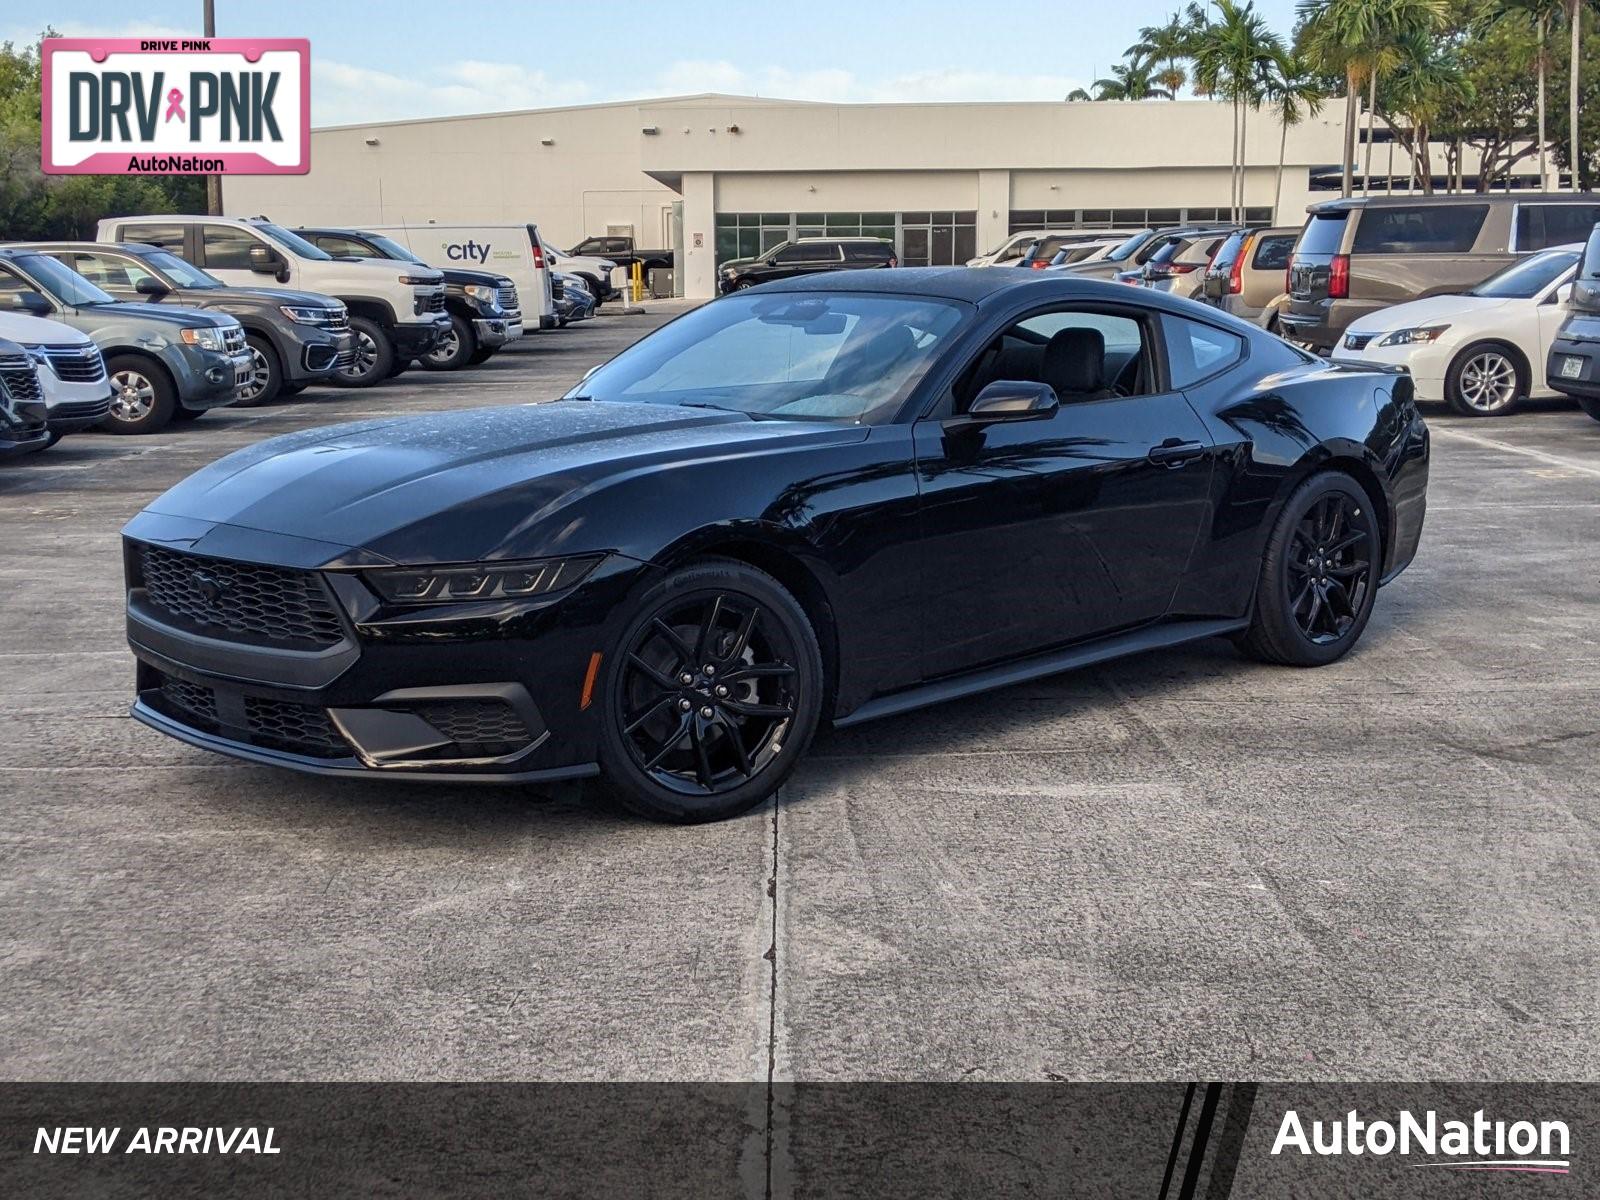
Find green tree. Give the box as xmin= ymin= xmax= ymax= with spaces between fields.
xmin=1480 ymin=0 xmax=1566 ymax=186
xmin=1264 ymin=50 xmax=1326 ymax=215
xmin=1379 ymin=28 xmax=1474 ymax=191
xmin=1192 ymin=0 xmax=1286 ymax=220
xmin=1547 ymin=7 xmax=1600 ymax=185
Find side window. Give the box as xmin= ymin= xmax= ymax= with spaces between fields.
xmin=1352 ymin=205 xmax=1489 ymax=255
xmin=58 ymin=251 xmax=148 ymax=289
xmin=0 ymin=266 xmax=36 ymax=301
xmin=313 ymin=235 xmax=375 ymax=257
xmin=774 ymin=243 xmax=817 ymax=264
xmin=120 ymin=223 xmax=186 ymax=254
xmin=201 ymin=225 xmax=263 ymax=270
xmin=954 ymin=308 xmax=1154 ymax=414
xmin=845 ymin=243 xmax=891 ymax=263
xmin=1252 ymin=235 xmax=1295 ymax=272
xmin=1164 ymin=317 xmax=1245 ymax=387
xmin=1517 ymin=204 xmax=1600 ymax=251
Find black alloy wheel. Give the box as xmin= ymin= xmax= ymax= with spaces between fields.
xmin=597 ymin=561 xmax=822 ymax=822
xmin=1238 ymin=472 xmax=1381 ymax=666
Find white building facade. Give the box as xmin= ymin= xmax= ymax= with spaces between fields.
xmin=227 ymin=93 xmax=1547 ymax=300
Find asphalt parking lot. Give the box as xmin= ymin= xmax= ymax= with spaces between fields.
xmin=3 ymin=309 xmax=1598 ymax=1086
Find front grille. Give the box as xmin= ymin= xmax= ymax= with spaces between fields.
xmin=334 ymin=346 xmax=357 ymax=368
xmin=497 ymin=284 xmax=518 ymax=311
xmin=324 ymin=308 xmax=349 ymax=331
xmin=147 ymin=669 xmax=349 ymax=759
xmin=41 ymin=346 xmax=107 ymax=382
xmin=411 ymin=700 xmax=532 ymax=758
xmin=1344 ymin=333 xmax=1375 ymax=351
xmin=222 ymin=326 xmax=247 ymax=353
xmin=244 ymin=696 xmax=348 ymax=757
xmin=48 ymin=397 xmax=113 ymax=420
xmin=138 ymin=545 xmax=345 ymax=648
xmin=424 ymin=291 xmax=446 ymax=313
xmin=0 ymin=354 xmax=42 ymax=404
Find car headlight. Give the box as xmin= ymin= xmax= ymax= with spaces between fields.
xmin=464 ymin=284 xmax=500 ymax=308
xmin=399 ymin=274 xmax=438 ymax=286
xmin=1379 ymin=325 xmax=1449 ymax=347
xmin=280 ymin=304 xmax=340 ymax=325
xmin=362 ymin=555 xmax=603 ymax=604
xmin=179 ymin=326 xmax=226 ymax=351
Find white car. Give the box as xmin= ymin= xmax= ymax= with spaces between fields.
xmin=542 ymin=244 xmax=618 ymax=302
xmin=1331 ymin=246 xmax=1582 ymax=417
xmin=0 ymin=310 xmax=112 ymax=444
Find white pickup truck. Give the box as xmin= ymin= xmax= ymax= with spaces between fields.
xmin=96 ymin=215 xmax=450 ymax=387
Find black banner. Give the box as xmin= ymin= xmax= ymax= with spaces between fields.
xmin=2 ymin=1083 xmax=1592 ymax=1197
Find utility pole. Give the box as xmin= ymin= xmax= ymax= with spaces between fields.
xmin=204 ymin=0 xmax=222 ymax=215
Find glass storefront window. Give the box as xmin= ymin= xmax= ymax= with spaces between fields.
xmin=715 ymin=210 xmax=978 ymax=268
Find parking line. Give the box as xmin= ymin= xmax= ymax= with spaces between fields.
xmin=1430 ymin=426 xmax=1600 ymax=479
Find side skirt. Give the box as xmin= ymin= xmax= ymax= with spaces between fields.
xmin=833 ymin=618 xmax=1248 ymax=729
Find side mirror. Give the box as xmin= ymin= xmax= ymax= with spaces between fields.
xmin=248 ymin=244 xmax=283 ymax=274
xmin=134 ymin=275 xmax=170 ymax=297
xmin=8 ymin=290 xmax=52 ymax=316
xmin=947 ymin=380 xmax=1060 ymax=431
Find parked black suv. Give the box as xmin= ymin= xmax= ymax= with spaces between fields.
xmin=0 ymin=338 xmax=50 ymax=461
xmin=25 ymin=242 xmax=353 ymax=406
xmin=718 ymin=238 xmax=896 ymax=294
xmin=295 ymin=228 xmax=523 ymax=371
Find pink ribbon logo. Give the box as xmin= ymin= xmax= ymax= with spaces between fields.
xmin=164 ymin=88 xmax=185 ymax=123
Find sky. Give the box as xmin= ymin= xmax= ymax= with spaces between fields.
xmin=18 ymin=0 xmax=1304 ymax=127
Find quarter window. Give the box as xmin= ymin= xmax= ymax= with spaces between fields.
xmin=1351 ymin=205 xmax=1489 ymax=255
xmin=119 ymin=223 xmax=186 ymax=253
xmin=1516 ymin=204 xmax=1600 ymax=252
xmin=1164 ymin=318 xmax=1245 ymax=387
xmin=1251 ymin=234 xmax=1296 ymax=271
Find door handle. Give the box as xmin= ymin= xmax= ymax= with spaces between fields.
xmin=1147 ymin=438 xmax=1206 ymax=468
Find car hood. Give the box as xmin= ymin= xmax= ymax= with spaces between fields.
xmin=0 ymin=311 xmax=94 ymax=347
xmin=175 ymin=284 xmax=337 ymax=308
xmin=720 ymin=257 xmax=759 ymax=271
xmin=440 ymin=267 xmax=512 ymax=287
xmin=92 ymin=301 xmax=234 ymax=328
xmin=134 ymin=399 xmax=867 ymax=564
xmin=1345 ymin=294 xmax=1511 ymax=334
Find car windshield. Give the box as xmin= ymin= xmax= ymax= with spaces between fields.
xmin=252 ymin=223 xmax=333 ymax=260
xmin=569 ymin=292 xmax=966 ymax=424
xmin=365 ymin=234 xmax=424 ymax=264
xmin=143 ymin=249 xmax=223 ymax=289
xmin=14 ymin=253 xmax=116 ymax=306
xmin=1104 ymin=231 xmax=1151 ymax=262
xmin=1470 ymin=250 xmax=1579 ymax=298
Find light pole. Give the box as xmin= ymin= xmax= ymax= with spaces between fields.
xmin=203 ymin=0 xmax=222 ymax=215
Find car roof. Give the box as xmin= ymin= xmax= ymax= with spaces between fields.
xmin=9 ymin=241 xmax=160 ymax=254
xmin=759 ymin=265 xmax=1244 ymax=315
xmin=1309 ymin=192 xmax=1600 ymax=214
xmin=793 ymin=236 xmax=892 ymax=243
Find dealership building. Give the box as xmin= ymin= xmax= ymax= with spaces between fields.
xmin=228 ymin=92 xmax=1550 ymax=300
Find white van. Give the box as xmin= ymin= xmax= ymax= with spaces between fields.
xmin=363 ymin=224 xmax=557 ymax=330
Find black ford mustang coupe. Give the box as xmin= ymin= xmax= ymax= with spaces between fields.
xmin=124 ymin=270 xmax=1429 ymax=821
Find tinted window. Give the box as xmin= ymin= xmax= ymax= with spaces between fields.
xmin=1296 ymin=213 xmax=1348 ymax=256
xmin=844 ymin=242 xmax=892 ymax=262
xmin=1209 ymin=231 xmax=1248 ymax=272
xmin=775 ymin=243 xmax=836 ymax=264
xmin=311 ymin=234 xmax=377 ymax=258
xmin=3 ymin=255 xmax=114 ymax=306
xmin=1164 ymin=317 xmax=1245 ymax=387
xmin=202 ymin=225 xmax=262 ymax=270
xmin=1251 ymin=234 xmax=1296 ymax=271
xmin=1515 ymin=204 xmax=1600 ymax=251
xmin=1351 ymin=205 xmax=1488 ymax=255
xmin=1105 ymin=231 xmax=1153 ymax=262
xmin=119 ymin=223 xmax=186 ymax=253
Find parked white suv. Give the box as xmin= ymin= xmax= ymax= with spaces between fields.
xmin=0 ymin=310 xmax=112 ymax=444
xmin=94 ymin=215 xmax=449 ymax=388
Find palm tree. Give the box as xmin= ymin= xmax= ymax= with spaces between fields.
xmin=1481 ymin=0 xmax=1565 ymax=188
xmin=1564 ymin=0 xmax=1595 ymax=190
xmin=1264 ymin=50 xmax=1325 ymax=218
xmin=1127 ymin=10 xmax=1197 ymax=98
xmin=1296 ymin=0 xmax=1450 ymax=197
xmin=1380 ymin=29 xmax=1473 ymax=193
xmin=1192 ymin=0 xmax=1285 ymax=221
xmin=1090 ymin=56 xmax=1175 ymax=100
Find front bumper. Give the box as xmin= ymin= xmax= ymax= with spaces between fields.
xmin=391 ymin=316 xmax=452 ymax=358
xmin=1331 ymin=339 xmax=1449 ymax=404
xmin=121 ymin=514 xmax=647 ymax=783
xmin=1548 ymin=337 xmax=1600 ymax=398
xmin=288 ymin=328 xmax=357 ymax=383
xmin=0 ymin=401 xmax=50 ymax=458
xmin=40 ymin=374 xmax=115 ymax=434
xmin=472 ymin=315 xmax=523 ymax=349
xmin=180 ymin=347 xmax=254 ymax=410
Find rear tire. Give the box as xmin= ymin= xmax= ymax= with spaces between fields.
xmin=234 ymin=334 xmax=281 ymax=407
xmin=595 ymin=560 xmax=824 ymax=823
xmin=1237 ymin=471 xmax=1382 ymax=667
xmin=102 ymin=355 xmax=177 ymax=434
xmin=467 ymin=346 xmax=497 ymax=365
xmin=329 ymin=316 xmax=392 ymax=388
xmin=1575 ymin=395 xmax=1600 ymax=423
xmin=421 ymin=313 xmax=476 ymax=371
xmin=1445 ymin=341 xmax=1524 ymax=417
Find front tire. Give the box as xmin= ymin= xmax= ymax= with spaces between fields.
xmin=329 ymin=316 xmax=392 ymax=388
xmin=103 ymin=355 xmax=177 ymax=434
xmin=467 ymin=346 xmax=497 ymax=365
xmin=596 ymin=561 xmax=824 ymax=823
xmin=1238 ymin=472 xmax=1382 ymax=667
xmin=234 ymin=334 xmax=281 ymax=407
xmin=422 ymin=314 xmax=477 ymax=370
xmin=1445 ymin=342 xmax=1524 ymax=417
xmin=1575 ymin=394 xmax=1600 ymax=423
